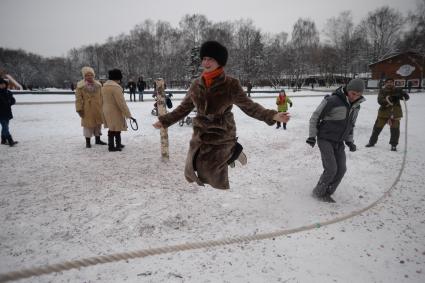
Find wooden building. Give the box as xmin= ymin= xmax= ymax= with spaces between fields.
xmin=369 ymin=52 xmax=424 ymax=89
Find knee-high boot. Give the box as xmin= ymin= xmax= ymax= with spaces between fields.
xmin=115 ymin=132 xmax=124 ymax=150
xmin=108 ymin=132 xmax=118 ymax=152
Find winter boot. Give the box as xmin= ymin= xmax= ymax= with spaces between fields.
xmin=1 ymin=135 xmax=7 ymax=145
xmin=391 ymin=145 xmax=397 ymax=151
xmin=115 ymin=132 xmax=124 ymax=150
xmin=108 ymin=134 xmax=118 ymax=152
xmin=283 ymin=123 xmax=287 ymax=130
xmin=228 ymin=142 xmax=247 ymax=168
xmin=276 ymin=122 xmax=281 ymax=129
xmin=85 ymin=137 xmax=91 ymax=148
xmin=7 ymin=136 xmax=18 ymax=147
xmin=95 ymin=136 xmax=107 ymax=145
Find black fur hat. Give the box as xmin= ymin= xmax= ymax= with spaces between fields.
xmin=200 ymin=41 xmax=228 ymax=66
xmin=108 ymin=69 xmax=123 ymax=81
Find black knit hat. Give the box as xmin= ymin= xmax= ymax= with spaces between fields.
xmin=108 ymin=69 xmax=123 ymax=81
xmin=200 ymin=41 xmax=228 ymax=66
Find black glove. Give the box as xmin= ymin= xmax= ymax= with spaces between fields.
xmin=345 ymin=142 xmax=357 ymax=152
xmin=77 ymin=110 xmax=84 ymax=118
xmin=402 ymin=93 xmax=410 ymax=101
xmin=289 ymin=102 xmax=293 ymax=107
xmin=389 ymin=95 xmax=400 ymax=103
xmin=306 ymin=137 xmax=316 ymax=148
xmin=130 ymin=117 xmax=137 ymax=122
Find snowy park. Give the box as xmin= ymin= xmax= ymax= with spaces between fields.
xmin=1 ymin=90 xmax=424 ymax=282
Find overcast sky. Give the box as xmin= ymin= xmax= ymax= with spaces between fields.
xmin=0 ymin=0 xmax=417 ymax=58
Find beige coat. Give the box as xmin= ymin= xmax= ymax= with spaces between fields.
xmin=159 ymin=73 xmax=277 ymax=190
xmin=101 ymin=80 xmax=132 ymax=131
xmin=75 ymin=80 xmax=103 ymax=128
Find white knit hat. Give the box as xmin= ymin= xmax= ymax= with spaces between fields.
xmin=81 ymin=66 xmax=95 ymax=77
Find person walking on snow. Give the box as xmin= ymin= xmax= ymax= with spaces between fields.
xmin=365 ymin=78 xmax=409 ymax=151
xmin=102 ymin=69 xmax=135 ymax=152
xmin=153 ymin=40 xmax=290 ymax=190
xmin=276 ymin=89 xmax=292 ymax=129
xmin=75 ymin=66 xmax=106 ymax=148
xmin=0 ymin=78 xmax=18 ymax=146
xmin=306 ymin=78 xmax=365 ymax=203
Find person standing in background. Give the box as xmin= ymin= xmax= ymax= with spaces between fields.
xmin=0 ymin=78 xmax=18 ymax=146
xmin=75 ymin=66 xmax=106 ymax=148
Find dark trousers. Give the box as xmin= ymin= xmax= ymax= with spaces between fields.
xmin=138 ymin=90 xmax=144 ymax=101
xmin=129 ymin=91 xmax=136 ymax=102
xmin=313 ymin=139 xmax=347 ymax=197
xmin=0 ymin=119 xmax=10 ymax=136
xmin=368 ymin=117 xmax=400 ymax=146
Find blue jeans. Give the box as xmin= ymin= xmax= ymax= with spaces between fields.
xmin=0 ymin=119 xmax=10 ymax=137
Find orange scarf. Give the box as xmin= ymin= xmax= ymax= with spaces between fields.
xmin=202 ymin=67 xmax=224 ymax=88
xmin=278 ymin=94 xmax=286 ymax=104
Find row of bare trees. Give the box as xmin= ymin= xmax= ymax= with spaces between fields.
xmin=1 ymin=1 xmax=424 ymax=89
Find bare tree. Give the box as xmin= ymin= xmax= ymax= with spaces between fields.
xmin=358 ymin=6 xmax=405 ymax=61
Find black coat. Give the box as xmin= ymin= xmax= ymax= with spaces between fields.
xmin=0 ymin=89 xmax=15 ymax=120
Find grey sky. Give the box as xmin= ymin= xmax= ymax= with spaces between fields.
xmin=0 ymin=0 xmax=416 ymax=57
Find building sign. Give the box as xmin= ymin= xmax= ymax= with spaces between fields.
xmin=396 ymin=64 xmax=415 ymax=77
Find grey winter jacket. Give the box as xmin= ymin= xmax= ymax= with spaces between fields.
xmin=308 ymin=87 xmax=365 ymax=143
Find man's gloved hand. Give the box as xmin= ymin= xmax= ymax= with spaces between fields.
xmin=402 ymin=93 xmax=410 ymax=101
xmin=345 ymin=142 xmax=357 ymax=152
xmin=130 ymin=117 xmax=137 ymax=122
xmin=389 ymin=95 xmax=400 ymax=103
xmin=77 ymin=110 xmax=84 ymax=118
xmin=306 ymin=137 xmax=316 ymax=148
xmin=289 ymin=102 xmax=293 ymax=107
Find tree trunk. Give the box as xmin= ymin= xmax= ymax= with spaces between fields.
xmin=156 ymin=78 xmax=169 ymax=160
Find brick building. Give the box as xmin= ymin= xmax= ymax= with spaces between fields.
xmin=369 ymin=52 xmax=424 ymax=89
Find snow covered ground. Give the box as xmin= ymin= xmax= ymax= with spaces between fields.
xmin=1 ymin=90 xmax=424 ymax=282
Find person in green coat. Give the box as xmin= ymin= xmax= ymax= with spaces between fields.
xmin=275 ymin=89 xmax=292 ymax=129
xmin=365 ymin=78 xmax=409 ymax=151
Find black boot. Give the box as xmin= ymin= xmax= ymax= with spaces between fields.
xmin=391 ymin=145 xmax=397 ymax=151
xmin=7 ymin=136 xmax=18 ymax=147
xmin=115 ymin=132 xmax=124 ymax=150
xmin=283 ymin=123 xmax=287 ymax=130
xmin=108 ymin=134 xmax=118 ymax=152
xmin=86 ymin=137 xmax=91 ymax=148
xmin=1 ymin=135 xmax=7 ymax=145
xmin=95 ymin=136 xmax=107 ymax=145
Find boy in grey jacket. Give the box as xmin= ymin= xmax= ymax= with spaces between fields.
xmin=306 ymin=79 xmax=365 ymax=202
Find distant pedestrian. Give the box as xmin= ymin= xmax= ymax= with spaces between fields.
xmin=75 ymin=66 xmax=106 ymax=148
xmin=306 ymin=79 xmax=365 ymax=202
xmin=275 ymin=89 xmax=292 ymax=130
xmin=365 ymin=78 xmax=409 ymax=151
xmin=137 ymin=76 xmax=146 ymax=101
xmin=102 ymin=69 xmax=135 ymax=152
xmin=246 ymin=81 xmax=253 ymax=97
xmin=0 ymin=78 xmax=18 ymax=146
xmin=127 ymin=79 xmax=137 ymax=102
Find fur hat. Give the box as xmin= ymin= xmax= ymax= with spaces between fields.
xmin=346 ymin=78 xmax=365 ymax=93
xmin=200 ymin=41 xmax=228 ymax=66
xmin=108 ymin=69 xmax=123 ymax=81
xmin=81 ymin=66 xmax=95 ymax=77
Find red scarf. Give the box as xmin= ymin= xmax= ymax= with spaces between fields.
xmin=278 ymin=93 xmax=286 ymax=104
xmin=202 ymin=67 xmax=224 ymax=88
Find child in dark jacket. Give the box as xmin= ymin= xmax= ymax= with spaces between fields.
xmin=0 ymin=78 xmax=18 ymax=146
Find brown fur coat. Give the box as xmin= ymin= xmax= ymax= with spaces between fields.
xmin=159 ymin=73 xmax=277 ymax=190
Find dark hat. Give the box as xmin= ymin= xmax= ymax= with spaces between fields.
xmin=0 ymin=77 xmax=8 ymax=85
xmin=200 ymin=41 xmax=228 ymax=66
xmin=108 ymin=69 xmax=123 ymax=81
xmin=346 ymin=78 xmax=365 ymax=93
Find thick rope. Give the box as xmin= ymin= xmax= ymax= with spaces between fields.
xmin=0 ymin=100 xmax=409 ymax=283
